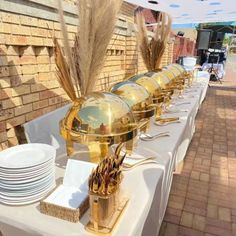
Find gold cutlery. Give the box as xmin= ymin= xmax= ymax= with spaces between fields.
xmin=154 ymin=120 xmax=181 ymax=126
xmin=155 ymin=117 xmax=179 ymax=122
xmin=140 ymin=132 xmax=170 ymax=141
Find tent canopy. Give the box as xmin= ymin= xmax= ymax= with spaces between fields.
xmin=125 ymin=0 xmax=236 ymax=24
xmin=201 ymin=21 xmax=236 ymax=34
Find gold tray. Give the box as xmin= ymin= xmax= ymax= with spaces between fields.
xmin=85 ymin=197 xmax=129 ymax=235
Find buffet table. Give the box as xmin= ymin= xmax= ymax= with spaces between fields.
xmin=0 ymin=74 xmax=210 ymax=236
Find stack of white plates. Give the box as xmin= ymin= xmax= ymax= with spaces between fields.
xmin=0 ymin=144 xmax=56 ymax=205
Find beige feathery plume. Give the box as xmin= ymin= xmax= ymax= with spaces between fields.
xmin=54 ymin=38 xmax=77 ymax=101
xmin=73 ymin=36 xmax=85 ymax=95
xmin=136 ymin=12 xmax=152 ymax=71
xmin=136 ymin=12 xmax=172 ymax=72
xmin=57 ymin=0 xmax=80 ymax=97
xmin=55 ymin=0 xmax=122 ymax=98
xmin=76 ymin=0 xmax=122 ymax=95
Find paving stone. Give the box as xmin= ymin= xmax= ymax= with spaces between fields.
xmin=207 ymin=204 xmax=218 ymax=219
xmin=178 ymin=225 xmax=204 ymax=236
xmin=200 ymin=173 xmax=210 ymax=182
xmin=180 ymin=211 xmax=193 ymax=228
xmin=192 ymin=214 xmax=206 ymax=231
xmin=218 ymin=207 xmax=231 ymax=222
xmin=164 ymin=223 xmax=178 ymax=236
xmin=191 ymin=170 xmax=200 ymax=180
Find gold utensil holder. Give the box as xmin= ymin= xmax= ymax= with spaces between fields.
xmin=90 ymin=192 xmax=117 ymax=227
xmin=86 ymin=191 xmax=128 ymax=235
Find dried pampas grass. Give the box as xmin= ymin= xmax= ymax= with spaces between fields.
xmin=54 ymin=38 xmax=77 ymax=101
xmin=54 ymin=0 xmax=122 ymax=100
xmin=76 ymin=0 xmax=122 ymax=95
xmin=136 ymin=12 xmax=172 ymax=72
xmin=57 ymin=0 xmax=80 ymax=97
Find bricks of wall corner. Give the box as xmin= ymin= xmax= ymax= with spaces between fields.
xmin=0 ymin=1 xmax=174 ymax=150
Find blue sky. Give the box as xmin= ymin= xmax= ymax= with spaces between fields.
xmin=172 ymin=23 xmax=198 ymax=29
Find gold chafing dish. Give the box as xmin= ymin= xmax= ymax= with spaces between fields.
xmin=128 ymin=75 xmax=163 ymax=102
xmin=161 ymin=69 xmax=176 ymax=81
xmin=145 ymin=71 xmax=158 ymax=77
xmin=161 ymin=68 xmax=185 ymax=90
xmin=171 ymin=63 xmax=186 ymax=75
xmin=128 ymin=75 xmax=166 ymax=119
xmin=146 ymin=72 xmax=174 ymax=99
xmin=147 ymin=72 xmax=171 ymax=90
xmin=147 ymin=72 xmax=176 ymax=114
xmin=60 ymin=92 xmax=138 ymax=162
xmin=129 ymin=76 xmax=169 ymax=118
xmin=145 ymin=68 xmax=183 ymax=93
xmin=110 ymin=81 xmax=155 ymax=153
xmin=167 ymin=65 xmax=182 ymax=77
xmin=109 ymin=81 xmax=154 ymax=122
xmin=170 ymin=63 xmax=192 ymax=85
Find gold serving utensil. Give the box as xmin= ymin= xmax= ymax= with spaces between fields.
xmin=140 ymin=132 xmax=170 ymax=141
xmin=154 ymin=119 xmax=181 ymax=126
xmin=155 ymin=117 xmax=179 ymax=122
xmin=157 ymin=120 xmax=180 ymax=125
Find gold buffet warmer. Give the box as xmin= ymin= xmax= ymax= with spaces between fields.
xmin=145 ymin=72 xmax=175 ymax=107
xmin=109 ymin=81 xmax=154 ymax=122
xmin=60 ymin=92 xmax=138 ymax=162
xmin=109 ymin=80 xmax=155 ymax=152
xmin=128 ymin=75 xmax=167 ymax=118
xmin=128 ymin=75 xmax=163 ymax=102
xmin=167 ymin=63 xmax=192 ymax=85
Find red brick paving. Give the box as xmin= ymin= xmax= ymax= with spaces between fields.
xmin=159 ymin=60 xmax=236 ymax=236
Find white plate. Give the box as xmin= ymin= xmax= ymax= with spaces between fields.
xmin=0 ymin=163 xmax=54 ymax=180
xmin=0 ymin=183 xmax=55 ymax=205
xmin=0 ymin=168 xmax=54 ymax=184
xmin=1 ymin=180 xmax=54 ymax=197
xmin=0 ymin=144 xmax=56 ymax=169
xmin=0 ymin=159 xmax=54 ymax=175
xmin=0 ymin=179 xmax=55 ymax=199
xmin=0 ymin=171 xmax=55 ymax=190
xmin=0 ymin=158 xmax=54 ymax=172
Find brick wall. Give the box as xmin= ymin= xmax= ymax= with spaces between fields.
xmin=0 ymin=1 xmax=174 ymax=150
xmin=172 ymin=35 xmax=196 ymax=63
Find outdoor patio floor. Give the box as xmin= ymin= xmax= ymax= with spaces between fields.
xmin=159 ymin=55 xmax=236 ymax=236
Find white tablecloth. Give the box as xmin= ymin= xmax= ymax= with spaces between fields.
xmin=202 ymin=62 xmax=224 ymax=79
xmin=0 ymin=72 xmax=210 ymax=236
xmin=0 ymin=156 xmax=164 ymax=236
xmin=194 ymin=72 xmax=210 ymax=104
xmin=23 ymin=104 xmax=71 ymax=157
